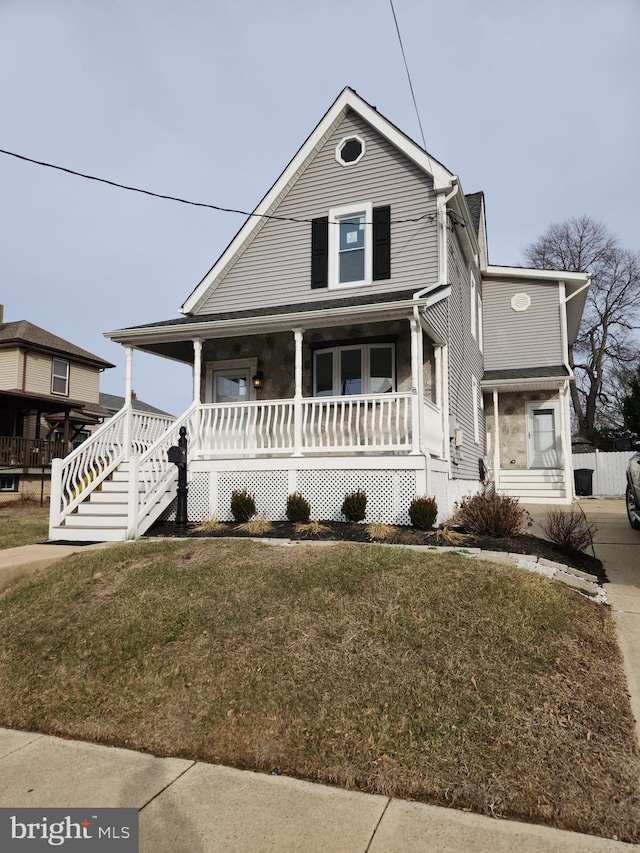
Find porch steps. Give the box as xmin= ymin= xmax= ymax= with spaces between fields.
xmin=49 ymin=462 xmax=177 ymax=542
xmin=497 ymin=469 xmax=568 ymax=503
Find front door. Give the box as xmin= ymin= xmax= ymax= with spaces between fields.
xmin=205 ymin=368 xmax=252 ymax=453
xmin=527 ymin=402 xmax=561 ymax=468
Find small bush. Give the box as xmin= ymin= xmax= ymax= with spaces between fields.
xmin=542 ymin=506 xmax=597 ymax=555
xmin=230 ymin=489 xmax=256 ymax=523
xmin=194 ymin=516 xmax=223 ymax=533
xmin=408 ymin=496 xmax=438 ymax=530
xmin=286 ymin=492 xmax=311 ymax=523
xmin=453 ymin=492 xmax=529 ymax=538
xmin=341 ymin=489 xmax=367 ymax=523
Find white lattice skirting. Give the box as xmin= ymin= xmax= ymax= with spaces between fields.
xmin=160 ymin=458 xmax=482 ymax=527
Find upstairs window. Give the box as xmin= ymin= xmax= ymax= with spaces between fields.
xmin=313 ymin=343 xmax=395 ymax=397
xmin=311 ymin=205 xmax=391 ymax=289
xmin=51 ymin=358 xmax=69 ymax=396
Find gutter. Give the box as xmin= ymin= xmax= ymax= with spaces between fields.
xmin=105 ymin=297 xmax=432 ymax=346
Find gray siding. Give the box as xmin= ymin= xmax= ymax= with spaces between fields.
xmin=482 ymin=278 xmax=564 ymax=371
xmin=196 ymin=112 xmax=438 ymax=315
xmin=444 ymin=231 xmax=485 ymax=481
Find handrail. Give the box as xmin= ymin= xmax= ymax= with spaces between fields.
xmin=133 ymin=403 xmax=199 ymax=536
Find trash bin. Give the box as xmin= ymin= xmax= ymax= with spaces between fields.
xmin=574 ymin=468 xmax=594 ymax=497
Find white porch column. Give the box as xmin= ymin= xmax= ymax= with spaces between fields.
xmin=492 ymin=390 xmax=500 ymax=490
xmin=293 ymin=329 xmax=304 ymax=456
xmin=409 ymin=318 xmax=421 ymax=455
xmin=123 ymin=345 xmax=134 ymax=461
xmin=192 ymin=338 xmax=203 ymax=404
xmin=560 ymin=380 xmax=573 ymax=499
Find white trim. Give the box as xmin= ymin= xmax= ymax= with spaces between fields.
xmin=477 ymin=291 xmax=483 ymax=354
xmin=472 ymin=376 xmax=480 ymax=443
xmin=484 ymin=265 xmax=590 ymax=283
xmin=335 ymin=134 xmax=365 ymax=167
xmin=180 ymin=88 xmax=454 ymax=314
xmin=470 ymin=269 xmax=477 ymax=339
xmin=328 ymin=202 xmax=372 ymax=289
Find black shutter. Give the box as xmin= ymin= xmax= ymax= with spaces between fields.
xmin=372 ymin=205 xmax=391 ymax=281
xmin=311 ymin=216 xmax=329 ymax=288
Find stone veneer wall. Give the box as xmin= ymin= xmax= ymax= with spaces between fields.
xmin=201 ymin=321 xmax=436 ymax=400
xmin=483 ymin=390 xmax=558 ymax=470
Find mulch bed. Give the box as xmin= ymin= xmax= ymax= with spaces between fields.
xmin=147 ymin=519 xmax=606 ymax=584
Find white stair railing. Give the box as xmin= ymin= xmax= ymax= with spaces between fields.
xmin=50 ymin=407 xmax=128 ymax=529
xmin=50 ymin=406 xmax=176 ymax=531
xmin=132 ymin=403 xmax=200 ymax=537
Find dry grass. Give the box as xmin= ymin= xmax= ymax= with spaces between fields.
xmin=0 ymin=539 xmax=638 ymax=841
xmin=293 ymin=520 xmax=330 ymax=537
xmin=366 ymin=522 xmax=395 ymax=541
xmin=192 ymin=517 xmax=224 ymax=534
xmin=236 ymin=514 xmax=274 ymax=535
xmin=0 ymin=503 xmax=49 ymax=549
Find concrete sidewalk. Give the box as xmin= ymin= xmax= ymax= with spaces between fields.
xmin=0 ymin=727 xmax=632 ymax=852
xmin=0 ymin=500 xmax=638 ymax=851
xmin=0 ymin=541 xmax=111 ymax=595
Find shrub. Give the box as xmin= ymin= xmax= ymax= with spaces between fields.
xmin=542 ymin=506 xmax=597 ymax=555
xmin=408 ymin=496 xmax=438 ymax=530
xmin=230 ymin=489 xmax=256 ymax=523
xmin=286 ymin=492 xmax=311 ymax=523
xmin=453 ymin=492 xmax=528 ymax=538
xmin=341 ymin=489 xmax=367 ymax=523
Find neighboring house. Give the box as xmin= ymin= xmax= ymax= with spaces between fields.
xmin=0 ymin=305 xmax=114 ymax=501
xmin=99 ymin=392 xmax=173 ymax=419
xmin=48 ymin=88 xmax=589 ymax=541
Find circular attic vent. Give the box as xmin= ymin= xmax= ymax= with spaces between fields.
xmin=511 ymin=292 xmax=531 ymax=312
xmin=335 ymin=135 xmax=365 ymax=166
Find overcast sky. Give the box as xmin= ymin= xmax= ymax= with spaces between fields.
xmin=1 ymin=0 xmax=638 ymax=416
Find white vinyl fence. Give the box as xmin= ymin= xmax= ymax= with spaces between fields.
xmin=572 ymin=451 xmax=635 ymax=497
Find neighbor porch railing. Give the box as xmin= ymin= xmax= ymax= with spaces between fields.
xmin=0 ymin=435 xmax=67 ymax=467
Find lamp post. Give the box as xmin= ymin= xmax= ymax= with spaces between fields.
xmin=168 ymin=426 xmax=188 ymax=533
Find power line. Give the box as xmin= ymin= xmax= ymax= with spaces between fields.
xmin=0 ymin=146 xmax=434 ymax=227
xmin=388 ymin=0 xmax=427 ymax=151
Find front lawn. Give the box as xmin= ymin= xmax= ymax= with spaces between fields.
xmin=0 ymin=504 xmax=49 ymax=549
xmin=0 ymin=539 xmax=638 ymax=841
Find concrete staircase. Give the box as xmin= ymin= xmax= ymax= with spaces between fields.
xmin=49 ymin=461 xmax=177 ymax=542
xmin=497 ymin=468 xmax=569 ymax=503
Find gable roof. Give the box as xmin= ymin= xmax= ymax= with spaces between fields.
xmin=465 ymin=192 xmax=483 ymax=239
xmin=181 ymin=87 xmax=458 ymax=315
xmin=0 ymin=320 xmax=114 ymax=369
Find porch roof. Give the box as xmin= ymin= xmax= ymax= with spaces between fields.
xmin=481 ymin=365 xmax=570 ymax=393
xmin=105 ymin=288 xmax=435 ymax=364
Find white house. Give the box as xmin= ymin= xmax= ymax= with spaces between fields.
xmin=48 ymin=88 xmax=589 ymax=541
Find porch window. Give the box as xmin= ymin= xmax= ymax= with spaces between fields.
xmin=313 ymin=344 xmax=394 ymax=397
xmin=51 ymin=358 xmax=69 ymax=396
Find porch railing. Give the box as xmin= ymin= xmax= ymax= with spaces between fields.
xmin=422 ymin=398 xmax=445 ymax=457
xmin=301 ymin=393 xmax=412 ymax=452
xmin=191 ymin=393 xmax=414 ymax=456
xmin=0 ymin=436 xmax=67 ymax=467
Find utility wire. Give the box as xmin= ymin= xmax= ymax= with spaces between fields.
xmin=0 ymin=146 xmax=434 ymax=226
xmin=388 ymin=0 xmax=427 ymax=150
